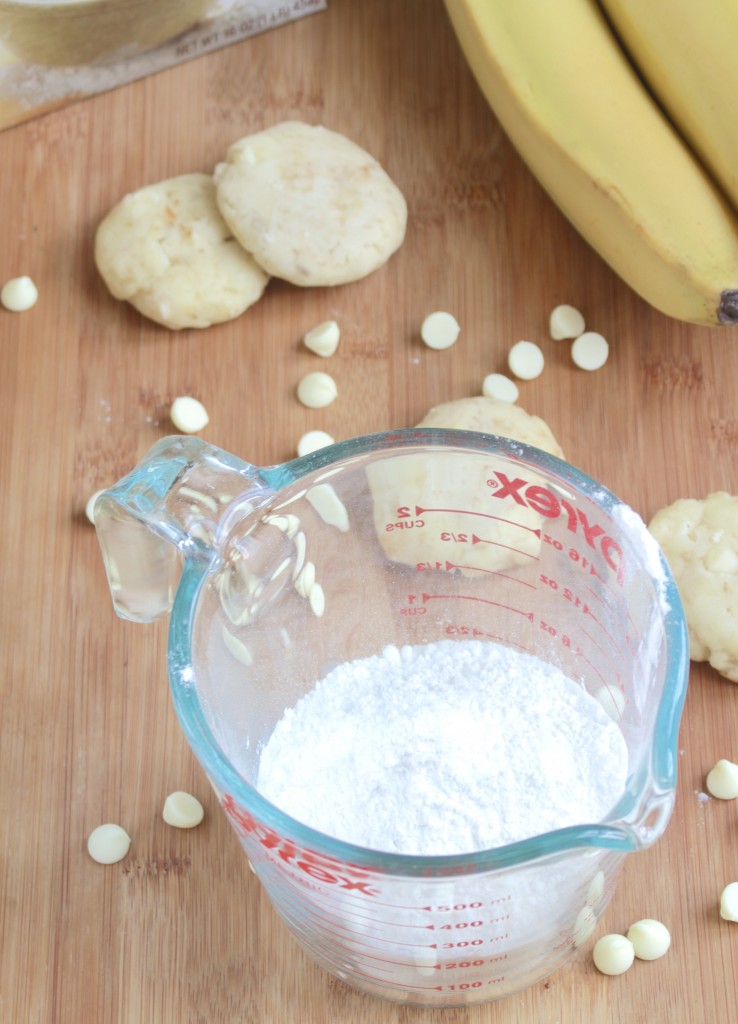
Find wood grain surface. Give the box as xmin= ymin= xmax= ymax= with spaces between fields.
xmin=1 ymin=2 xmax=737 ymax=1021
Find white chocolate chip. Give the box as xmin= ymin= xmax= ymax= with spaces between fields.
xmin=626 ymin=919 xmax=671 ymax=960
xmin=573 ymin=905 xmax=597 ymax=947
xmin=297 ymin=430 xmax=335 ymax=457
xmin=420 ymin=311 xmax=460 ymax=350
xmin=264 ymin=514 xmax=290 ymax=532
xmin=706 ymin=758 xmax=738 ymax=800
xmin=85 ymin=489 xmax=105 ymax=525
xmin=296 ymin=371 xmax=338 ymax=409
xmin=221 ymin=625 xmax=253 ymax=665
xmin=303 ymin=320 xmax=340 ymax=357
xmin=170 ymin=396 xmax=209 ymax=433
xmin=87 ymin=823 xmax=131 ymax=864
xmin=270 ymin=557 xmax=292 ymax=581
xmin=179 ymin=486 xmax=219 ymax=514
xmin=593 ymin=683 xmax=627 ymax=721
xmin=705 ymin=545 xmax=738 ymax=574
xmin=507 ymin=340 xmax=544 ymax=380
xmin=720 ymin=882 xmax=738 ymax=921
xmin=294 ymin=560 xmax=316 ymax=598
xmin=305 ymin=483 xmax=350 ymax=532
xmin=549 ymin=303 xmax=585 ymax=340
xmin=592 ymin=934 xmax=635 ymax=976
xmin=482 ymin=372 xmax=519 ymax=403
xmin=292 ymin=531 xmax=307 ymax=579
xmin=586 ymin=870 xmax=606 ymax=908
xmin=283 ymin=514 xmax=300 ymax=539
xmin=413 ymin=949 xmax=439 ymax=976
xmin=1 ymin=275 xmax=38 ymax=312
xmin=162 ymin=791 xmax=204 ymax=829
xmin=309 ymin=581 xmax=326 ymax=617
xmin=571 ymin=331 xmax=609 ymax=371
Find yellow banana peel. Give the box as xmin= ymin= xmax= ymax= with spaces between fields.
xmin=600 ymin=0 xmax=738 ymax=216
xmin=444 ymin=0 xmax=738 ymax=326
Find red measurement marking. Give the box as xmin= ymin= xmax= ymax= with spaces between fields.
xmin=298 ymin=919 xmax=437 ymax=963
xmin=470 ymin=533 xmax=540 ymax=559
xmin=596 ymin=682 xmax=627 ymax=715
xmin=444 ymin=560 xmax=537 ymax=588
xmin=312 ymin=900 xmax=436 ymax=931
xmin=349 ymin=897 xmax=439 ymax=912
xmin=572 ymin=641 xmax=610 ymax=688
xmin=586 ymin=582 xmax=643 ymax=649
xmin=363 ymin=952 xmax=439 ymax=969
xmin=581 ymin=593 xmax=638 ymax=663
xmin=423 ymin=593 xmax=535 ymax=621
xmin=305 ymin=904 xmax=437 ymax=946
xmin=447 ymin=625 xmax=510 ymax=643
xmin=343 ymin=963 xmax=395 ymax=978
xmin=579 ymin=601 xmax=634 ymax=665
xmin=415 ymin=504 xmax=542 ymax=535
xmin=577 ymin=622 xmax=606 ymax=656
xmin=305 ymin=916 xmax=396 ymax=950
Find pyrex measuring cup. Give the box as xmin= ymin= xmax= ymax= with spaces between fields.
xmin=94 ymin=430 xmax=688 ymax=1007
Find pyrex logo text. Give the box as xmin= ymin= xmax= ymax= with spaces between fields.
xmin=488 ymin=471 xmax=624 ymax=584
xmin=223 ymin=794 xmax=380 ymax=895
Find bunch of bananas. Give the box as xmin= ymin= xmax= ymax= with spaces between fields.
xmin=444 ymin=0 xmax=738 ymax=327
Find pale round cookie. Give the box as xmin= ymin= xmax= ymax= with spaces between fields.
xmin=649 ymin=492 xmax=738 ymax=682
xmin=416 ymin=396 xmax=565 ymax=459
xmin=95 ymin=173 xmax=270 ymax=330
xmin=367 ymin=398 xmax=564 ymax=578
xmin=213 ymin=121 xmax=407 ymax=287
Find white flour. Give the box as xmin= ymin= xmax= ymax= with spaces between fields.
xmin=257 ymin=639 xmax=629 ymax=856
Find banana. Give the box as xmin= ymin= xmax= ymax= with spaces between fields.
xmin=599 ymin=0 xmax=738 ymax=214
xmin=443 ymin=0 xmax=738 ymax=326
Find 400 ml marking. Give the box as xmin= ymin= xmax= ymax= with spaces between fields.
xmin=487 ymin=471 xmax=624 ymax=585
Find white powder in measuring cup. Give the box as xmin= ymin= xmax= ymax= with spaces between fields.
xmin=257 ymin=639 xmax=628 ymax=856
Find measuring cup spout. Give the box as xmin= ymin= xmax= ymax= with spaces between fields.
xmin=93 ymin=436 xmax=273 ymax=623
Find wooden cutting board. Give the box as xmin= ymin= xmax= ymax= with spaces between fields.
xmin=1 ymin=2 xmax=736 ymax=1021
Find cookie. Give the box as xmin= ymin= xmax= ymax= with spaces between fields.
xmin=213 ymin=121 xmax=407 ymax=287
xmin=649 ymin=492 xmax=738 ymax=682
xmin=367 ymin=399 xmax=564 ymax=577
xmin=94 ymin=173 xmax=269 ymax=330
xmin=367 ymin=448 xmax=544 ymax=576
xmin=416 ymin=396 xmax=565 ymax=458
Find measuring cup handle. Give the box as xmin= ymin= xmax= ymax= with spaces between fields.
xmin=93 ymin=435 xmax=269 ymax=623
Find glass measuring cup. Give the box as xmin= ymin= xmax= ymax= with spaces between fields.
xmin=94 ymin=430 xmax=688 ymax=1007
